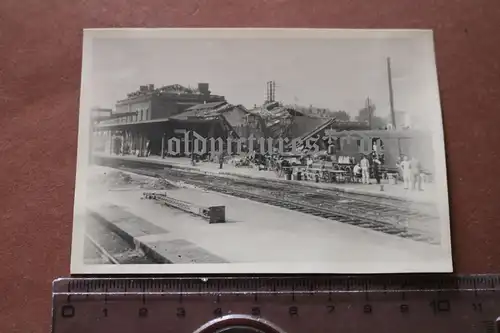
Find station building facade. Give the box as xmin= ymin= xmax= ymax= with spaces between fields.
xmin=93 ymin=83 xmax=229 ymax=156
xmin=103 ymin=83 xmax=226 ymax=125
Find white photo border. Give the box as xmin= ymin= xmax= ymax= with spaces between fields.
xmin=70 ymin=28 xmax=453 ymax=274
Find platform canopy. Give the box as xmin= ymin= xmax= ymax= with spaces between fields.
xmin=92 ymin=111 xmax=138 ymax=122
xmin=93 ymin=115 xmax=240 ymax=139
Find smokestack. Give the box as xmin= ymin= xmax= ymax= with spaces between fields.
xmin=387 ymin=57 xmax=396 ymax=129
xmin=198 ymin=83 xmax=210 ymax=95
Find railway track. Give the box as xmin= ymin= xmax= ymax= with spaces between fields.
xmin=102 ymin=157 xmax=434 ymax=209
xmin=222 ymin=178 xmax=438 ymax=227
xmin=106 ymin=158 xmax=438 ymax=214
xmin=105 ymin=160 xmax=441 ymax=245
xmin=85 ymin=233 xmax=120 ymax=264
xmin=83 ymin=212 xmax=158 ymax=265
xmin=193 ymin=180 xmax=437 ymax=244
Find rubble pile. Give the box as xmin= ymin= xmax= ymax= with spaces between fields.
xmin=99 ymin=171 xmax=133 ymax=186
xmin=96 ymin=170 xmax=178 ymax=190
xmin=140 ymin=178 xmax=177 ymax=190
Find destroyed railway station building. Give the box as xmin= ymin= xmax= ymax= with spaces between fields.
xmin=244 ymin=101 xmax=347 ymax=140
xmin=90 ymin=82 xmax=435 ymax=177
xmin=91 ymin=83 xmax=352 ymax=157
xmin=92 ymin=83 xmax=237 ymax=156
xmin=172 ymin=100 xmax=333 ymax=142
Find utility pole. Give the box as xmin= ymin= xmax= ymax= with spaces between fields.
xmin=387 ymin=57 xmax=402 ymax=157
xmin=387 ymin=57 xmax=396 ymax=129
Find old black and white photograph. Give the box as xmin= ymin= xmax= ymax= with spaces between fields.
xmin=71 ymin=28 xmax=452 ymax=274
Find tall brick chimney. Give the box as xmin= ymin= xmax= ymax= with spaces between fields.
xmin=198 ymin=83 xmax=210 ymax=95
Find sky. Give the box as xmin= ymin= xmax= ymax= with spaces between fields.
xmin=90 ymin=33 xmax=443 ymax=129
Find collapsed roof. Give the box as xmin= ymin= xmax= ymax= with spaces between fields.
xmin=298 ymin=118 xmax=371 ymax=142
xmin=247 ymin=102 xmax=304 ymax=135
xmin=172 ymin=102 xmax=247 ymax=120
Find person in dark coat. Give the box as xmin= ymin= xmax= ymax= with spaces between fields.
xmin=281 ymin=159 xmax=291 ymax=179
xmin=219 ymin=151 xmax=225 ymax=169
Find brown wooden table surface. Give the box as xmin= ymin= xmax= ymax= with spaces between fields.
xmin=0 ymin=1 xmax=499 ymax=332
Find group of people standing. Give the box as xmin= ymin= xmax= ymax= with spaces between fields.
xmin=352 ymin=154 xmax=423 ymax=191
xmin=353 ymin=154 xmax=383 ymax=185
xmin=397 ymin=155 xmax=423 ymax=191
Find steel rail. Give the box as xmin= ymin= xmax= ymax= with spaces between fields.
xmin=85 ymin=233 xmax=121 ymax=265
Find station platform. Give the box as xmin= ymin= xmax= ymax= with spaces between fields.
xmin=81 ymin=165 xmax=449 ymax=273
xmin=92 ymin=153 xmax=437 ymax=204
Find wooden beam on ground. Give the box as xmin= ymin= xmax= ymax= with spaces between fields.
xmin=142 ymin=192 xmax=226 ymax=223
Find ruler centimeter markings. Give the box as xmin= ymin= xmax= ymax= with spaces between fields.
xmin=52 ymin=275 xmax=500 ymax=333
